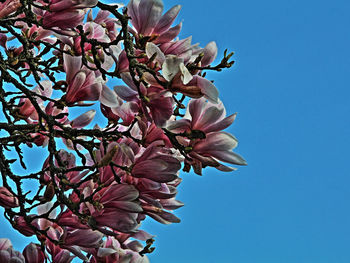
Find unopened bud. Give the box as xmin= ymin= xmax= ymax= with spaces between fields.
xmin=43 ymin=182 xmax=55 ymax=201
xmin=0 ymin=187 xmax=19 ymax=209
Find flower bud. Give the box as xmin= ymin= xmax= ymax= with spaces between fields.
xmin=0 ymin=187 xmax=19 ymax=209
xmin=23 ymin=243 xmax=45 ymax=263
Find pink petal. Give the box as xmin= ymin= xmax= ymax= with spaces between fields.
xmin=100 ymin=84 xmax=120 ymax=107
xmin=23 ymin=243 xmax=44 ymax=263
xmin=139 ymin=0 xmax=163 ymax=35
xmin=155 ymin=22 xmax=182 ymax=44
xmin=179 ymin=62 xmax=193 ymax=84
xmin=63 ymin=53 xmax=82 ymax=86
xmin=210 ymin=151 xmax=247 ymax=165
xmin=147 ymin=211 xmax=180 ymax=224
xmin=100 ymin=184 xmax=139 ymax=202
xmin=205 ymin=113 xmax=237 ymax=133
xmin=0 ymin=238 xmax=12 ymax=250
xmin=195 ymin=76 xmax=219 ymax=103
xmin=70 ymin=110 xmax=96 ymax=128
xmin=166 ymin=119 xmax=191 ymax=133
xmin=154 ymin=5 xmax=181 ymax=34
xmin=105 ymin=201 xmax=143 ymax=212
xmin=194 ymin=132 xmax=238 ymax=152
xmin=201 ymin=41 xmax=218 ymax=67
xmin=127 ymin=0 xmax=141 ymax=32
xmin=70 ymin=82 xmax=102 ymax=103
xmin=192 ymin=106 xmax=224 ymax=131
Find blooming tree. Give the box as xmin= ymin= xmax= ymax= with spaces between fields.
xmin=0 ymin=0 xmax=246 ymax=262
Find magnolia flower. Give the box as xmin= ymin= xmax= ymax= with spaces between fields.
xmin=159 ymin=36 xmax=194 ymax=63
xmin=52 ymin=250 xmax=74 ymax=263
xmin=167 ymin=97 xmax=247 ymax=174
xmin=17 ymin=80 xmax=52 ymax=123
xmin=61 ymin=228 xmax=103 ymax=249
xmin=127 ymin=0 xmax=182 ymax=44
xmin=13 ymin=216 xmax=39 ymax=237
xmin=63 ymin=53 xmax=102 ymax=104
xmin=87 ymin=8 xmax=123 ymax=41
xmin=0 ymin=0 xmax=21 ymax=19
xmin=37 ymin=0 xmax=98 ymax=30
xmin=112 ymin=72 xmax=174 ymax=127
xmin=90 ymin=236 xmax=150 ymax=263
xmin=23 ymin=243 xmax=45 ymax=263
xmin=0 ymin=239 xmax=25 ymax=263
xmin=128 ymin=176 xmax=183 ymax=224
xmin=131 ymin=141 xmax=181 ymax=183
xmin=91 ymin=184 xmax=142 ymax=233
xmin=0 ymin=187 xmax=19 ymax=208
xmin=144 ymin=42 xmax=220 ymax=103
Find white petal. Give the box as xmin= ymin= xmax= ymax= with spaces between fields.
xmin=146 ymin=42 xmax=165 ymax=65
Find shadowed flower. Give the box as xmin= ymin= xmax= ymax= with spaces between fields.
xmin=0 ymin=239 xmax=25 ymax=263
xmin=23 ymin=243 xmax=45 ymax=263
xmin=90 ymin=184 xmax=143 ymax=233
xmin=0 ymin=0 xmax=21 ymax=19
xmin=0 ymin=187 xmax=19 ymax=208
xmin=17 ymin=80 xmax=52 ymax=123
xmin=131 ymin=141 xmax=181 ymax=183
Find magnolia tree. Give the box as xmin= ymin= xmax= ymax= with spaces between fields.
xmin=0 ymin=0 xmax=246 ymax=262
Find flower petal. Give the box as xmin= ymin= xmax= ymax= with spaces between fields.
xmin=154 ymin=5 xmax=181 ymax=34
xmin=100 ymin=84 xmax=120 ymax=107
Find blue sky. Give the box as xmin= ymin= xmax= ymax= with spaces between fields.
xmin=2 ymin=0 xmax=350 ymax=262
xmin=141 ymin=0 xmax=350 ymax=262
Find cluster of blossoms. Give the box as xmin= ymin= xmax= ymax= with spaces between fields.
xmin=0 ymin=0 xmax=246 ymax=262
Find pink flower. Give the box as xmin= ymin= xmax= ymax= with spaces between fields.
xmin=167 ymin=97 xmax=246 ymax=174
xmin=0 ymin=241 xmax=25 ymax=263
xmin=127 ymin=0 xmax=182 ymax=44
xmin=131 ymin=141 xmax=181 ymax=183
xmin=51 ymin=250 xmax=74 ymax=263
xmin=0 ymin=239 xmax=25 ymax=263
xmin=17 ymin=81 xmax=52 ymax=123
xmin=41 ymin=149 xmax=85 ymax=185
xmin=0 ymin=239 xmax=12 ymax=250
xmin=0 ymin=0 xmax=21 ymax=19
xmin=0 ymin=187 xmax=19 ymax=208
xmin=87 ymin=9 xmax=123 ymax=41
xmin=200 ymin=41 xmax=218 ymax=67
xmin=114 ymin=73 xmax=174 ymax=127
xmin=13 ymin=216 xmax=39 ymax=237
xmin=46 ymin=236 xmax=74 ymax=263
xmin=169 ymin=97 xmax=236 ymax=134
xmin=61 ymin=228 xmax=103 ymax=249
xmin=63 ymin=53 xmax=102 ymax=104
xmin=23 ymin=243 xmax=45 ymax=263
xmin=70 ymin=109 xmax=96 ymax=128
xmin=159 ymin=36 xmax=194 ymax=63
xmin=37 ymin=0 xmax=98 ymax=30
xmin=91 ymin=184 xmax=142 ymax=233
xmin=57 ymin=210 xmax=89 ymax=230
xmin=143 ymin=43 xmax=220 ymax=103
xmin=126 ymin=176 xmax=183 ymax=225
xmin=90 ymin=236 xmax=150 ymax=263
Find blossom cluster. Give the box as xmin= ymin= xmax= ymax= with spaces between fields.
xmin=0 ymin=0 xmax=246 ymax=262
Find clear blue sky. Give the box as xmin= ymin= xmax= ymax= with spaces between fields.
xmin=2 ymin=0 xmax=350 ymax=262
xmin=141 ymin=0 xmax=350 ymax=262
